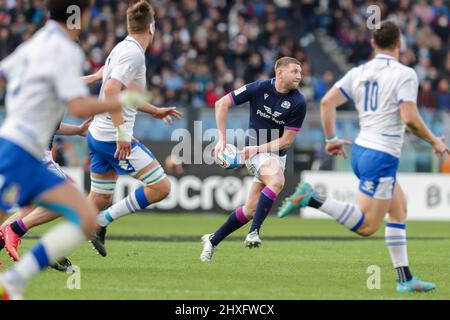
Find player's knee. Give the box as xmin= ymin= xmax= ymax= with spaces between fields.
xmin=144 ymin=177 xmax=171 ymax=202
xmin=267 ymin=178 xmax=284 ymax=194
xmin=388 ymin=211 xmax=407 ymax=224
xmin=357 ymin=222 xmax=379 ymax=237
xmin=358 ymin=228 xmax=376 ymax=237
xmin=81 ymin=209 xmax=98 ymax=236
xmin=243 ymin=206 xmax=256 ymax=219
xmin=157 ymin=178 xmax=171 ymax=200
xmin=93 ymin=193 xmax=113 ymax=208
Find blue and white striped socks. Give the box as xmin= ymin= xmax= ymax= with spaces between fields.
xmin=385 ymin=222 xmax=412 ymax=282
xmin=313 ymin=196 xmax=365 ymax=232
xmin=97 ymin=188 xmax=151 ymax=227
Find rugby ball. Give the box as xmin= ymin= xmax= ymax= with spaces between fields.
xmin=217 ymin=144 xmax=241 ymax=170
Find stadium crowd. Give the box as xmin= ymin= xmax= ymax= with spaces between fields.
xmin=0 ymin=0 xmax=448 ymax=112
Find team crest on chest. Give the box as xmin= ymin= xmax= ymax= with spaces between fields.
xmin=281 ymin=101 xmax=291 ymax=109
xmin=264 ymin=93 xmax=269 ymax=100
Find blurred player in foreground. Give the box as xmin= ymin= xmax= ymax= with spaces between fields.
xmin=0 ymin=0 xmax=151 ymax=299
xmin=0 ymin=69 xmax=103 ymax=271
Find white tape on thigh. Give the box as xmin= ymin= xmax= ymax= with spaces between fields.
xmin=90 ymin=177 xmax=116 ymax=195
xmin=137 ymin=166 xmax=167 ymax=186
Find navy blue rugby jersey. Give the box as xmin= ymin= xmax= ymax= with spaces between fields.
xmin=228 ymin=78 xmax=307 ymax=156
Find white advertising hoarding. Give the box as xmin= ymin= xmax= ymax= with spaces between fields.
xmin=301 ymin=171 xmax=450 ymax=221
xmin=62 ymin=166 xmax=450 ymax=220
xmin=61 ymin=167 xmax=85 ymax=191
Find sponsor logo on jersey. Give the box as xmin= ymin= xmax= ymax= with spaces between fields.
xmin=257 ymin=106 xmax=285 ymax=125
xmin=263 ymin=106 xmax=282 ymax=118
xmin=234 ymin=85 xmax=247 ymax=96
xmin=119 ymin=160 xmax=134 ymax=172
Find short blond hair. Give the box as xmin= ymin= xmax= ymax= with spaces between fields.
xmin=274 ymin=57 xmax=301 ymax=71
xmin=127 ymin=0 xmax=155 ymax=34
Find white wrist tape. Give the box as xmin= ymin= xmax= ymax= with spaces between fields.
xmin=116 ymin=124 xmax=132 ymax=142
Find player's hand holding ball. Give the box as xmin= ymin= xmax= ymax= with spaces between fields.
xmin=214 ymin=139 xmax=226 ymax=162
xmin=216 ymin=143 xmax=242 ymax=170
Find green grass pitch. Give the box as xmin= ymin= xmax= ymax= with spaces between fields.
xmin=2 ymin=213 xmax=449 ymax=300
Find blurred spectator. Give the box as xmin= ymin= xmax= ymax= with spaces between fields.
xmin=0 ymin=0 xmax=447 ymax=114
xmin=299 ymin=62 xmax=314 ymax=105
xmin=435 ymin=79 xmax=450 ymax=112
xmin=165 ymin=154 xmax=184 ymax=175
xmin=53 ymin=137 xmax=67 ymax=167
xmin=441 ymin=154 xmax=450 ymax=173
xmin=413 ymin=0 xmax=434 ymax=24
xmin=313 ymin=71 xmax=334 ymax=102
xmin=418 ymin=80 xmax=437 ymax=111
xmin=244 ymin=52 xmax=264 ymax=84
xmin=52 ymin=137 xmax=80 ymax=166
xmin=323 ymin=0 xmax=449 ymax=114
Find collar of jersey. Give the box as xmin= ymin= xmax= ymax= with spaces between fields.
xmin=125 ymin=36 xmax=145 ymax=53
xmin=46 ymin=20 xmax=72 ymax=42
xmin=374 ymin=53 xmax=397 ymax=61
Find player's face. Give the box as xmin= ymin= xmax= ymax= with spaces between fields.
xmin=282 ymin=64 xmax=302 ymax=90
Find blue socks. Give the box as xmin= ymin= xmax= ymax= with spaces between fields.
xmin=249 ymin=187 xmax=277 ymax=234
xmin=210 ymin=207 xmax=249 ymax=246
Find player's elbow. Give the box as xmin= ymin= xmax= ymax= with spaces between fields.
xmin=400 ymin=110 xmax=417 ymax=127
xmin=214 ymin=99 xmax=226 ymax=110
xmin=284 ymin=139 xmax=294 ymax=149
xmin=402 ymin=116 xmax=415 ymax=128
xmin=400 ymin=102 xmax=419 ymax=127
xmin=103 ymin=80 xmax=122 ymax=99
xmin=282 ymin=136 xmax=295 ymax=149
xmin=215 ymin=95 xmax=231 ymax=110
xmin=104 ymin=85 xmax=119 ymax=99
xmin=320 ymin=97 xmax=333 ymax=111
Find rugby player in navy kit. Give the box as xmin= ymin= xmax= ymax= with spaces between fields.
xmin=200 ymin=57 xmax=307 ymax=262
